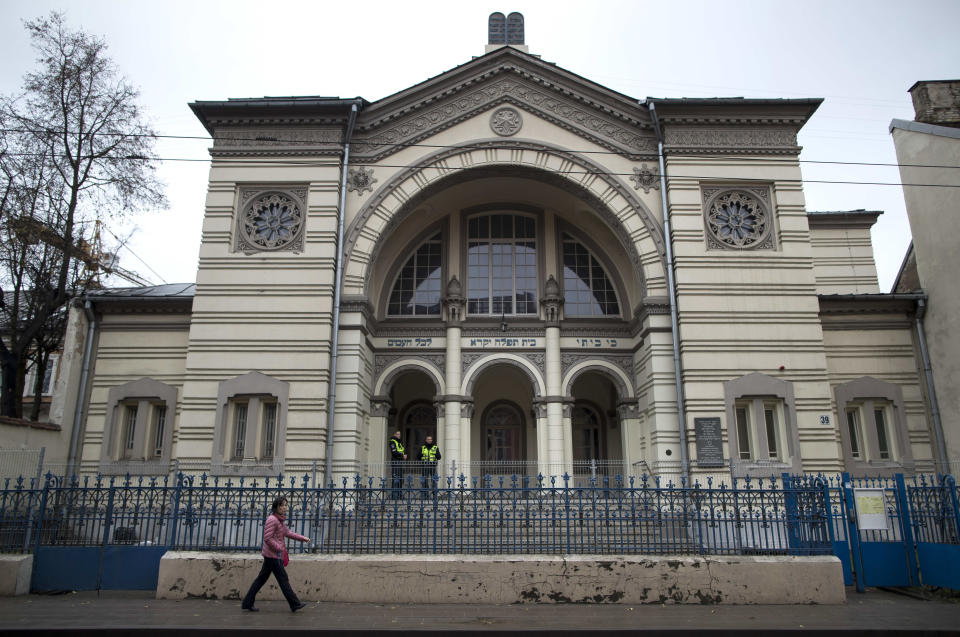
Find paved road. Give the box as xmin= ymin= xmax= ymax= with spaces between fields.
xmin=0 ymin=588 xmax=958 ymax=635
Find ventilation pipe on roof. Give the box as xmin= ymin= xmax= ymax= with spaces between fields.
xmin=322 ymin=101 xmax=361 ymax=491
xmin=914 ymin=297 xmax=949 ymax=469
xmin=646 ymin=101 xmax=690 ymax=483
xmin=65 ymin=299 xmax=97 ymax=479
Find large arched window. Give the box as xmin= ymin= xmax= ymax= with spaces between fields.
xmin=467 ymin=214 xmax=537 ymax=315
xmin=562 ymin=234 xmax=619 ymax=316
xmin=387 ymin=233 xmax=442 ymax=316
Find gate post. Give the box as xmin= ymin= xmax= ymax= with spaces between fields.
xmin=31 ymin=473 xmax=52 ymax=555
xmin=943 ymin=475 xmax=960 ymax=544
xmin=169 ymin=473 xmax=183 ymax=549
xmin=96 ymin=478 xmax=116 ymax=592
xmin=841 ymin=472 xmax=866 ymax=593
xmin=894 ymin=473 xmax=919 ymax=586
xmin=782 ymin=473 xmax=801 ymax=555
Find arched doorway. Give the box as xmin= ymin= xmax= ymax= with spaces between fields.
xmin=387 ymin=370 xmax=438 ymax=465
xmin=570 ymin=372 xmax=624 ymax=480
xmin=470 ymin=363 xmax=536 ymax=478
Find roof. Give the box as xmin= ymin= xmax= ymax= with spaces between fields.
xmin=889 ymin=118 xmax=960 ymax=139
xmin=87 ymin=283 xmax=196 ymax=299
xmin=189 ymin=97 xmax=366 ymax=136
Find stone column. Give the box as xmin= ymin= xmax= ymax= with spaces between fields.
xmin=617 ymin=400 xmax=641 ymax=477
xmin=369 ymin=397 xmax=392 ymax=479
xmin=540 ymin=275 xmax=565 ymax=476
xmin=442 ymin=276 xmax=466 ymax=475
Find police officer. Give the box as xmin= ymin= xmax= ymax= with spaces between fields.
xmin=419 ymin=436 xmax=442 ymax=491
xmin=389 ymin=431 xmax=406 ymax=500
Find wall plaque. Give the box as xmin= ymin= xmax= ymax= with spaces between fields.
xmin=694 ymin=417 xmax=724 ymax=467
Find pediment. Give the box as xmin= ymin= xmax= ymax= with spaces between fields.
xmin=353 ymin=48 xmax=657 ymax=161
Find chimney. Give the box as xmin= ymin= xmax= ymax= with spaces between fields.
xmin=909 ymin=80 xmax=960 ymax=128
xmin=486 ymin=12 xmax=529 ymax=54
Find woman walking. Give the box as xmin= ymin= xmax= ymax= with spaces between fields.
xmin=241 ymin=495 xmax=310 ymax=612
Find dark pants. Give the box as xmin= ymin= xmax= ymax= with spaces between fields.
xmin=391 ymin=464 xmax=403 ymax=500
xmin=242 ymin=557 xmax=301 ymax=610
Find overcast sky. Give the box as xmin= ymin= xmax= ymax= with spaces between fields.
xmin=2 ymin=0 xmax=958 ymax=290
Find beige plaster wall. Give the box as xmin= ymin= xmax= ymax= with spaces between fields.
xmin=808 ymin=225 xmax=881 ymax=294
xmin=77 ymin=311 xmax=189 ymax=473
xmin=893 ymin=125 xmax=960 ymax=462
xmin=663 ymin=155 xmax=836 ymax=474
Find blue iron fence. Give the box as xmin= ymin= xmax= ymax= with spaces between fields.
xmin=0 ymin=471 xmax=833 ymax=557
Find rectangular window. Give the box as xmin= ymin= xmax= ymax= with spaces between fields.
xmin=233 ymin=403 xmax=248 ymax=460
xmin=153 ymin=405 xmax=167 ymax=458
xmin=764 ymin=405 xmax=779 ymax=459
xmin=735 ymin=406 xmax=751 ymax=460
xmin=123 ymin=405 xmax=138 ymax=458
xmin=262 ymin=402 xmax=277 ymax=460
xmin=874 ymin=408 xmax=890 ymax=460
xmin=846 ymin=409 xmax=862 ymax=459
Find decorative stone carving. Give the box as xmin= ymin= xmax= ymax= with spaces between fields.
xmin=630 ymin=164 xmax=660 ymax=193
xmin=540 ymin=275 xmax=564 ymax=325
xmin=236 ymin=188 xmax=306 ymax=254
xmin=560 ymin=354 xmax=634 ymax=390
xmin=490 ymin=107 xmax=523 ymax=136
xmin=665 ymin=126 xmax=799 ymax=154
xmin=370 ymin=397 xmax=392 ymax=417
xmin=352 ymin=77 xmax=658 ymax=162
xmin=488 ymin=12 xmax=506 ymax=44
xmin=461 ymin=401 xmax=475 ymax=418
xmin=520 ymin=352 xmax=545 ymax=372
xmin=506 ymin=12 xmax=525 ymax=45
xmin=617 ymin=400 xmax=640 ymax=421
xmin=346 ymin=167 xmax=377 ymax=195
xmin=702 ymin=186 xmax=775 ymax=250
xmin=442 ymin=276 xmax=466 ymax=325
xmin=373 ymin=354 xmax=446 ymax=387
xmin=211 ymin=126 xmax=343 ymax=155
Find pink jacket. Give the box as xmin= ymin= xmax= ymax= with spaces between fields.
xmin=261 ymin=513 xmax=308 ymax=559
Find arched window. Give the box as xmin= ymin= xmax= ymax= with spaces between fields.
xmin=387 ymin=233 xmax=442 ymax=316
xmin=467 ymin=214 xmax=537 ymax=315
xmin=562 ymin=234 xmax=619 ymax=316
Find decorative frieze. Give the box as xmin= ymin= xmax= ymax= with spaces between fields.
xmin=353 ymin=77 xmax=657 ymax=161
xmin=665 ymin=126 xmax=799 ymax=154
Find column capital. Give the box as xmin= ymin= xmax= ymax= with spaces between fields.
xmin=539 ymin=274 xmax=564 ymax=326
xmin=370 ymin=395 xmax=392 ymax=417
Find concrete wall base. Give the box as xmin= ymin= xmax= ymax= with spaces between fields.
xmin=0 ymin=555 xmax=32 ymax=596
xmin=157 ymin=553 xmax=845 ymax=604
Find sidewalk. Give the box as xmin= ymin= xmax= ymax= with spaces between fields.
xmin=0 ymin=588 xmax=958 ymax=635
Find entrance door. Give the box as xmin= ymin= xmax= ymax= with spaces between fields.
xmin=572 ymin=403 xmax=606 ymax=478
xmin=484 ymin=402 xmax=525 ymax=476
xmin=398 ymin=401 xmax=436 ymax=459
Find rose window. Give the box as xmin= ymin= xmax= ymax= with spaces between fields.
xmin=706 ymin=191 xmax=770 ymax=249
xmin=241 ymin=192 xmax=303 ymax=251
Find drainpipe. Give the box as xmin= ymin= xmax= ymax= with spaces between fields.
xmin=322 ymin=102 xmax=360 ymax=489
xmin=914 ymin=297 xmax=949 ymax=470
xmin=647 ymin=101 xmax=690 ymax=483
xmin=65 ymin=299 xmax=97 ymax=479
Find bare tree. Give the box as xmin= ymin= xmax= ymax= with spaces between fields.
xmin=0 ymin=12 xmax=166 ymax=418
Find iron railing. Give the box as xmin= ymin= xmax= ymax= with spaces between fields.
xmin=0 ymin=471 xmax=836 ymax=556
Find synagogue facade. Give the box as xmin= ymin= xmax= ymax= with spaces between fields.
xmin=52 ymin=15 xmax=947 ymax=482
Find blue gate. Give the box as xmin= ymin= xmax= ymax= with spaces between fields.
xmin=28 ymin=474 xmax=179 ymax=591
xmin=826 ymin=472 xmax=960 ymax=592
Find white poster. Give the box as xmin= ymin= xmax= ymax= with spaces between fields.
xmin=854 ymin=488 xmax=889 ymax=531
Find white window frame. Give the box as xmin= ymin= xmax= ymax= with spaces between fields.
xmin=100 ymin=378 xmax=178 ymax=475
xmin=835 ymin=377 xmax=913 ymax=476
xmin=724 ymin=373 xmax=801 ymax=476
xmin=212 ymin=372 xmax=288 ymax=476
